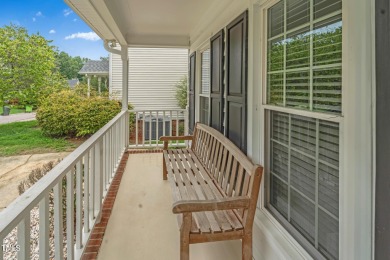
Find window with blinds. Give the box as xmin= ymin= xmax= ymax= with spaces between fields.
xmin=270 ymin=111 xmax=339 ymax=259
xmin=267 ymin=0 xmax=342 ymax=114
xmin=200 ymin=49 xmax=210 ymax=124
xmin=266 ymin=1 xmax=341 ymax=259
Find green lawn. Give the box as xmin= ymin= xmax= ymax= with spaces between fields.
xmin=0 ymin=106 xmax=26 ymax=115
xmin=0 ymin=120 xmax=77 ymax=156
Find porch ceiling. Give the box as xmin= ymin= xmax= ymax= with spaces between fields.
xmin=65 ymin=0 xmax=221 ymax=48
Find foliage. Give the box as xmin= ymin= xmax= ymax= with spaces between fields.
xmin=175 ymin=76 xmax=188 ymax=109
xmin=37 ymin=89 xmax=122 ymax=137
xmin=74 ymin=97 xmax=121 ymax=136
xmin=56 ymin=51 xmax=87 ymax=80
xmin=0 ymin=24 xmax=67 ymax=108
xmin=0 ymin=120 xmax=76 ymax=156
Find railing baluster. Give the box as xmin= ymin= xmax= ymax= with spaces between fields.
xmin=149 ymin=111 xmax=152 ymax=147
xmin=170 ymin=111 xmax=173 ymax=148
xmin=156 ymin=111 xmax=159 ymax=146
xmin=89 ymin=148 xmax=95 ymax=227
xmin=163 ymin=111 xmax=166 ymax=139
xmin=17 ymin=215 xmax=30 ymax=260
xmin=176 ymin=110 xmax=179 ymax=146
xmin=66 ymin=170 xmax=75 ymax=260
xmin=39 ymin=194 xmax=49 ymax=260
xmin=53 ymin=182 xmax=64 ymax=260
xmin=94 ymin=140 xmax=103 ymax=220
xmin=83 ymin=153 xmax=89 ymax=234
xmin=76 ymin=160 xmax=82 ymax=249
xmin=142 ymin=112 xmax=145 ymax=147
xmin=136 ymin=112 xmax=139 ymax=147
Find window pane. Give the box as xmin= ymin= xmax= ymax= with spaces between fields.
xmin=268 ymin=1 xmax=284 ymax=38
xmin=268 ymin=73 xmax=284 ymax=105
xmin=271 ymin=111 xmax=289 ymax=144
xmin=286 ymin=0 xmax=310 ymax=31
xmin=286 ymin=71 xmax=310 ymax=109
xmin=291 ymin=151 xmax=316 ymax=200
xmin=290 ymin=189 xmax=315 ymax=244
xmin=199 ymin=96 xmax=209 ymax=124
xmin=271 ymin=174 xmax=288 ymax=218
xmin=314 ymin=0 xmax=342 ymax=20
xmin=318 ymin=209 xmax=339 ymax=260
xmin=268 ymin=37 xmax=284 ymax=71
xmin=201 ymin=49 xmax=210 ymax=94
xmin=313 ymin=68 xmax=342 ymax=114
xmin=271 ymin=142 xmax=289 ymax=181
xmin=286 ymin=27 xmax=310 ymax=69
xmin=313 ymin=16 xmax=342 ymax=66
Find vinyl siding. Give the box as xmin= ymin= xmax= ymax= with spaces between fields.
xmin=110 ymin=47 xmax=188 ymax=110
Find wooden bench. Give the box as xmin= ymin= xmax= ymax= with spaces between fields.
xmin=160 ymin=123 xmax=263 ymax=260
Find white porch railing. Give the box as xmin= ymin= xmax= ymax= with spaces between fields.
xmin=0 ymin=110 xmax=129 ymax=260
xmin=129 ymin=109 xmax=188 ymax=149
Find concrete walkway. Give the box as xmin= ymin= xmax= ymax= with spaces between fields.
xmin=0 ymin=112 xmax=36 ymax=124
xmin=0 ymin=152 xmax=70 ymax=211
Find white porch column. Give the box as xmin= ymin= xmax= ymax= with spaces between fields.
xmin=98 ymin=77 xmax=102 ymax=95
xmin=86 ymin=75 xmax=91 ymax=98
xmin=121 ymin=45 xmax=128 ymax=110
xmin=121 ymin=45 xmax=129 ymax=148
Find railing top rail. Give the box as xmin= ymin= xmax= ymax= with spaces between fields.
xmin=0 ymin=110 xmax=127 ymax=237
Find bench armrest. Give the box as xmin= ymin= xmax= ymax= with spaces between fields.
xmin=160 ymin=135 xmax=193 ymax=150
xmin=172 ymin=196 xmax=250 ymax=214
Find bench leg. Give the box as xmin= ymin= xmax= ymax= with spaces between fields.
xmin=242 ymin=233 xmax=252 ymax=260
xmin=180 ymin=213 xmax=191 ymax=260
xmin=163 ymin=156 xmax=168 ymax=180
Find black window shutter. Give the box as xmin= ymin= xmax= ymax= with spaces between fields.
xmin=209 ymin=30 xmax=225 ymax=133
xmin=226 ymin=11 xmax=248 ymax=153
xmin=188 ymin=52 xmax=196 ymax=134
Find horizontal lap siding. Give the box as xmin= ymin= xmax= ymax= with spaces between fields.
xmin=110 ymin=48 xmax=188 ymax=110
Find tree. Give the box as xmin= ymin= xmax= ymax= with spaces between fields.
xmin=175 ymin=76 xmax=188 ymax=109
xmin=0 ymin=24 xmax=66 ymax=108
xmin=56 ymin=51 xmax=85 ymax=80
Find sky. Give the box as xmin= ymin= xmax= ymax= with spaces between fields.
xmin=0 ymin=0 xmax=108 ymax=60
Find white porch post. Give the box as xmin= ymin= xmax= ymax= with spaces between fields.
xmin=121 ymin=45 xmax=129 ymax=147
xmin=86 ymin=75 xmax=91 ymax=98
xmin=98 ymin=76 xmax=102 ymax=95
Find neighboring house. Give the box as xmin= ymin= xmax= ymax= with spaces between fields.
xmin=67 ymin=78 xmax=79 ymax=89
xmin=78 ymin=60 xmax=109 ymax=95
xmin=110 ymin=48 xmax=188 ymax=110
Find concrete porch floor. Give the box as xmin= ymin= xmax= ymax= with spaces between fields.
xmin=97 ymin=153 xmax=242 ymax=260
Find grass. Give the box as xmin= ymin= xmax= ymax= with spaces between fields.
xmin=0 ymin=106 xmax=26 ymax=115
xmin=0 ymin=120 xmax=77 ymax=157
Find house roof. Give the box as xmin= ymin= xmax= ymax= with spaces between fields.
xmin=64 ymin=0 xmax=226 ymax=47
xmin=79 ymin=60 xmax=109 ymax=76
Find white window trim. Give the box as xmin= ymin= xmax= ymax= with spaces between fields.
xmin=196 ymin=42 xmax=211 ymax=125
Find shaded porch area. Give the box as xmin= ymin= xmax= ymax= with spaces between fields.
xmin=96 ymin=152 xmax=242 ymax=260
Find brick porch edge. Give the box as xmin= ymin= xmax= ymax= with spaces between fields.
xmin=81 ymin=149 xmax=162 ymax=260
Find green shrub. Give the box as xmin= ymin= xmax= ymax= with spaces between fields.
xmin=36 ymin=90 xmax=82 ymax=136
xmin=37 ymin=90 xmax=122 ymax=137
xmin=75 ymin=98 xmax=121 ymax=136
xmin=175 ymin=76 xmax=188 ymax=109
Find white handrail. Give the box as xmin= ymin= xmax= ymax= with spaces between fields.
xmin=0 ymin=110 xmax=129 ymax=259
